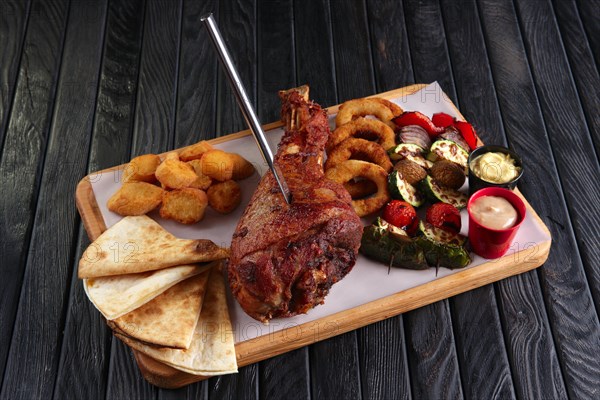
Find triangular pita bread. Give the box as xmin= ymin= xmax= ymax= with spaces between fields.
xmin=108 ymin=271 xmax=210 ymax=349
xmin=78 ymin=216 xmax=229 ymax=278
xmin=84 ymin=263 xmax=214 ymax=320
xmin=115 ymin=266 xmax=238 ymax=376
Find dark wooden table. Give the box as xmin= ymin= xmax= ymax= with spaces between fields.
xmin=1 ymin=0 xmax=599 ymax=399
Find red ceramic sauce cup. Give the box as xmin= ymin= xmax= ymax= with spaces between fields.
xmin=467 ymin=187 xmax=526 ymax=259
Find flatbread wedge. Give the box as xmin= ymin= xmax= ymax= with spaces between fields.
xmin=78 ymin=215 xmax=229 ymax=278
xmin=84 ymin=263 xmax=215 ymax=320
xmin=108 ymin=271 xmax=210 ymax=349
xmin=115 ymin=266 xmax=238 ymax=376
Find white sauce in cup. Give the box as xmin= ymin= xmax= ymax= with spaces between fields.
xmin=470 ymin=195 xmax=518 ymax=230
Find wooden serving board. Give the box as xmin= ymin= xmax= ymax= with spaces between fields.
xmin=75 ymin=84 xmax=552 ymax=389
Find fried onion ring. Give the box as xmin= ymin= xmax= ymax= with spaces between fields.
xmin=344 ymin=179 xmax=377 ymax=199
xmin=327 ymin=118 xmax=396 ymax=153
xmin=325 ymin=160 xmax=390 ymax=217
xmin=335 ymin=98 xmax=403 ymax=127
xmin=325 ymin=138 xmax=392 ymax=172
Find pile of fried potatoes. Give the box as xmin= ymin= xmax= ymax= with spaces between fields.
xmin=107 ymin=141 xmax=255 ymax=224
xmin=324 ymin=97 xmax=400 ymax=216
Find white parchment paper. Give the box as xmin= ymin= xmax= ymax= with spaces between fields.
xmin=90 ymin=83 xmax=550 ymax=343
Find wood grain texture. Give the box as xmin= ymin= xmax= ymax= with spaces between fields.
xmin=310 ymin=331 xmax=361 ymax=400
xmin=131 ymin=0 xmax=182 ymax=155
xmin=366 ymin=0 xmax=414 ymax=90
xmin=403 ymin=0 xmax=456 ymax=103
xmin=173 ymin=0 xmax=218 ymax=147
xmin=208 ymin=1 xmax=259 ymax=398
xmin=512 ymin=0 xmax=600 ymax=397
xmin=357 ymin=318 xmax=410 ymax=400
xmin=106 ymin=339 xmax=158 ymax=400
xmin=256 ymin=2 xmax=310 ymax=399
xmin=479 ymin=0 xmax=600 ymax=398
xmin=293 ymin=0 xmax=336 ymax=107
xmin=86 ymin=0 xmax=146 ymax=173
xmin=575 ymin=0 xmax=600 ymax=71
xmin=438 ymin=1 xmax=516 ymax=398
xmin=553 ymin=0 xmax=600 ymax=164
xmin=0 ymin=0 xmax=69 ymax=388
xmin=0 ymin=0 xmax=30 ymax=151
xmin=401 ymin=1 xmax=462 ymax=398
xmin=214 ymin=0 xmax=257 ymax=136
xmin=330 ymin=0 xmax=374 ymax=101
xmin=0 ymin=1 xmax=103 ymax=398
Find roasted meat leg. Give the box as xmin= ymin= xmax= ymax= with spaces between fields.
xmin=228 ymin=86 xmax=363 ymax=323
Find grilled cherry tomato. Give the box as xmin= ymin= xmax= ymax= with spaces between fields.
xmin=426 ymin=203 xmax=462 ymax=234
xmin=382 ymin=200 xmax=419 ymax=235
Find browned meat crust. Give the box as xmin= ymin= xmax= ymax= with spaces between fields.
xmin=228 ymin=89 xmax=363 ymax=322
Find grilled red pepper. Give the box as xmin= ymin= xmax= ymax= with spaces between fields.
xmin=432 ymin=112 xmax=455 ymax=128
xmin=393 ymin=112 xmax=444 ymax=138
xmin=454 ymin=120 xmax=478 ymax=150
xmin=426 ymin=203 xmax=461 ymax=234
xmin=382 ymin=200 xmax=419 ymax=235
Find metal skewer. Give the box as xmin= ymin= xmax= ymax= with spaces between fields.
xmin=201 ymin=13 xmax=292 ymax=204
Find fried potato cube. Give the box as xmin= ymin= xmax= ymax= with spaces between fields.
xmin=179 ymin=141 xmax=213 ymax=162
xmin=159 ymin=188 xmax=208 ymax=224
xmin=107 ymin=182 xmax=163 ymax=216
xmin=207 ymin=180 xmax=241 ymax=214
xmin=186 ymin=160 xmax=213 ymax=190
xmin=122 ymin=154 xmax=161 ymax=183
xmin=200 ymin=150 xmax=235 ymax=182
xmin=230 ymin=153 xmax=255 ymax=180
xmin=155 ymin=159 xmax=198 ymax=189
xmin=164 ymin=152 xmax=179 ymax=161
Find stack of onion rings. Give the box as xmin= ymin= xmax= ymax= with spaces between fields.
xmin=335 ymin=98 xmax=403 ymax=128
xmin=327 ymin=118 xmax=396 ymax=153
xmin=325 ymin=160 xmax=390 ymax=217
xmin=324 ymin=138 xmax=393 ymax=172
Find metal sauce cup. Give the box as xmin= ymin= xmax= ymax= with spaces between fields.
xmin=468 ymin=145 xmax=523 ymax=196
xmin=467 ymin=187 xmax=526 ymax=259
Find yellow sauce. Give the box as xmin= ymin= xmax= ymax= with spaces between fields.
xmin=470 ymin=195 xmax=518 ymax=230
xmin=470 ymin=152 xmax=520 ymax=183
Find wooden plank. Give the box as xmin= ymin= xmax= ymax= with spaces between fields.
xmin=293 ymin=0 xmax=336 ymax=108
xmin=0 ymin=0 xmax=103 ymax=398
xmin=360 ymin=1 xmax=414 ymax=398
xmin=173 ymin=0 xmax=218 ymax=148
xmin=511 ymin=0 xmax=600 ymax=397
xmin=106 ymin=340 xmax=158 ymax=400
xmin=255 ymin=2 xmax=310 ymax=399
xmin=553 ymin=0 xmax=600 ymax=163
xmin=0 ymin=0 xmax=30 ymax=151
xmin=438 ymin=0 xmax=516 ymax=397
xmin=553 ymin=0 xmax=600 ymax=287
xmin=401 ymin=1 xmax=462 ymax=398
xmin=575 ymin=0 xmax=600 ymax=71
xmin=479 ymin=0 xmax=600 ymax=398
xmin=0 ymin=0 xmax=69 ymax=389
xmin=366 ymin=0 xmax=414 ymax=90
xmin=208 ymin=1 xmax=259 ymax=398
xmin=131 ymin=0 xmax=182 ymax=155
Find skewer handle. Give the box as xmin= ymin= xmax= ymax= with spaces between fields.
xmin=201 ymin=13 xmax=291 ymax=204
